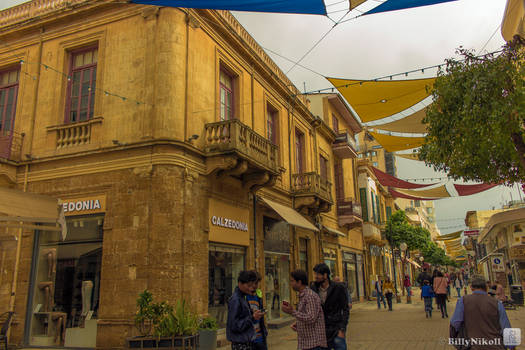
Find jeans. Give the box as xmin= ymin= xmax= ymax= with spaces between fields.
xmin=456 ymin=287 xmax=461 ymax=297
xmin=446 ymin=285 xmax=451 ymax=297
xmin=272 ymin=294 xmax=280 ymax=309
xmin=436 ymin=294 xmax=448 ymax=316
xmin=385 ymin=293 xmax=393 ymax=310
xmin=327 ymin=336 xmax=347 ymax=350
xmin=376 ymin=292 xmax=387 ymax=308
xmin=406 ymin=286 xmax=411 ymax=296
xmin=423 ymin=297 xmax=432 ymax=312
xmin=253 ymin=341 xmax=267 ymax=350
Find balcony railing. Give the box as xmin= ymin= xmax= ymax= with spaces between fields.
xmin=363 ymin=222 xmax=383 ymax=243
xmin=47 ymin=117 xmax=103 ymax=149
xmin=332 ymin=131 xmax=358 ymax=159
xmin=337 ymin=198 xmax=362 ymax=218
xmin=0 ymin=131 xmax=23 ymax=161
xmin=204 ymin=119 xmax=279 ymax=173
xmin=292 ymin=172 xmax=332 ymax=203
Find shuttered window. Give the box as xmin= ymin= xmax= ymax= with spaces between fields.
xmin=359 ymin=188 xmax=368 ymax=222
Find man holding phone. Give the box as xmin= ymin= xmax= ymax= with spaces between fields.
xmin=246 ymin=271 xmax=268 ymax=350
xmin=282 ymin=270 xmax=327 ymax=350
xmin=227 ymin=271 xmax=265 ymax=350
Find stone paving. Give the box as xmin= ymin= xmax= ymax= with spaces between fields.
xmin=220 ymin=289 xmax=525 ymax=350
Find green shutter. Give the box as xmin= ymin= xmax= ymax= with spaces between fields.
xmin=386 ymin=206 xmax=392 ymax=220
xmin=376 ymin=196 xmax=381 ymax=224
xmin=371 ymin=192 xmax=376 ymax=224
xmin=359 ymin=188 xmax=368 ymax=222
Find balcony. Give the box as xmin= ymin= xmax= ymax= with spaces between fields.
xmin=0 ymin=131 xmax=23 ymax=185
xmin=292 ymin=172 xmax=333 ymax=214
xmin=332 ymin=131 xmax=358 ymax=159
xmin=204 ymin=119 xmax=281 ymax=190
xmin=363 ymin=222 xmax=384 ymax=245
xmin=336 ymin=198 xmax=363 ymax=228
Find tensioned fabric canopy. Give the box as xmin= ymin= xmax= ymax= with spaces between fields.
xmin=371 ymin=166 xmax=436 ymax=189
xmin=129 ymin=0 xmax=327 ymax=14
xmin=372 ymin=107 xmax=428 ymax=134
xmin=327 ymin=77 xmax=435 ymax=122
xmin=363 ymin=0 xmax=458 ymax=16
xmin=369 ymin=131 xmax=425 ymax=152
xmin=350 ymin=0 xmax=367 ymax=10
xmin=393 ymin=185 xmax=451 ymax=199
xmin=454 ymin=183 xmax=498 ymax=196
xmin=396 ymin=153 xmax=420 ymax=161
xmin=389 ymin=188 xmax=434 ymax=201
xmin=433 ymin=230 xmax=462 ymax=241
xmin=0 ymin=187 xmax=67 ymax=240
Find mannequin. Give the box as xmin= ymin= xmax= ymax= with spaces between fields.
xmin=38 ymin=281 xmax=54 ymax=312
xmin=50 ymin=311 xmax=67 ymax=345
xmin=42 ymin=248 xmax=57 ymax=279
xmin=81 ymin=280 xmax=93 ymax=316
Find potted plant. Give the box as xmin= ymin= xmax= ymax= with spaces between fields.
xmin=127 ymin=291 xmax=199 ymax=349
xmin=198 ymin=316 xmax=218 ymax=350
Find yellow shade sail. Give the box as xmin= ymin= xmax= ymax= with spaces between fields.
xmin=350 ymin=0 xmax=367 ymax=9
xmin=501 ymin=0 xmax=525 ymax=42
xmin=396 ymin=153 xmax=421 ymax=161
xmin=326 ymin=77 xmax=435 ymax=122
xmin=369 ymin=131 xmax=425 ymax=152
xmin=394 ymin=185 xmax=451 ymax=198
xmin=434 ymin=230 xmax=463 ymax=241
xmin=373 ymin=107 xmax=428 ymax=134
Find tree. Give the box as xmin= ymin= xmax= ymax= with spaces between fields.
xmin=419 ymin=40 xmax=525 ymax=185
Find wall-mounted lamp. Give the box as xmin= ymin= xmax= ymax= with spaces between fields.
xmin=187 ymin=134 xmax=199 ymax=143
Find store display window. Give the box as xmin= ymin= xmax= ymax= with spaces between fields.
xmin=342 ymin=252 xmax=358 ymax=300
xmin=263 ymin=216 xmax=290 ymax=321
xmin=208 ymin=243 xmax=245 ymax=329
xmin=323 ymin=248 xmax=338 ymax=276
xmin=28 ymin=215 xmax=103 ymax=348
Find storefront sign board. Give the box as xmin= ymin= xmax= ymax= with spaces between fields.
xmin=61 ymin=195 xmax=106 ymax=216
xmin=491 ymin=254 xmax=505 ymax=272
xmin=209 ymin=198 xmax=249 ymax=246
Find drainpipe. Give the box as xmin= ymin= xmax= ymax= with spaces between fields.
xmin=253 ymin=193 xmax=258 ymax=270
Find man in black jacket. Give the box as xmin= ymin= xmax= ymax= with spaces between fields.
xmin=311 ymin=263 xmax=349 ymax=350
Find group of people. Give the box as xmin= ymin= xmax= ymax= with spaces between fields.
xmin=226 ymin=263 xmax=349 ymax=350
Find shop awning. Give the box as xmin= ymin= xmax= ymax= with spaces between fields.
xmin=369 ymin=132 xmax=426 ymax=152
xmin=0 ymin=187 xmax=67 ymax=239
xmin=259 ymin=197 xmax=319 ymax=232
xmin=129 ymin=0 xmax=327 ymax=15
xmin=372 ymin=107 xmax=428 ymax=134
xmin=322 ymin=225 xmax=346 ymax=237
xmin=326 ymin=77 xmax=435 ymax=122
xmin=406 ymin=258 xmax=421 ymax=268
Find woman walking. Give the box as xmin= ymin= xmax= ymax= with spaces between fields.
xmin=433 ymin=271 xmax=449 ymax=318
xmin=383 ymin=277 xmax=395 ymax=311
xmin=420 ymin=280 xmax=434 ymax=318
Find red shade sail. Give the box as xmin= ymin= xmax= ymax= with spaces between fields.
xmin=372 ymin=166 xmax=437 ymax=189
xmin=454 ymin=183 xmax=498 ymax=196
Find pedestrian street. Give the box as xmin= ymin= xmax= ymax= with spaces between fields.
xmin=218 ymin=289 xmax=525 ymax=350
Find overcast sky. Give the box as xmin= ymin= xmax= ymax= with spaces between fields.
xmin=1 ymin=0 xmax=521 ymax=234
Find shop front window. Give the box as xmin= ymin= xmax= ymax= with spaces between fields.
xmin=323 ymin=248 xmax=337 ymax=276
xmin=342 ymin=252 xmax=358 ymax=300
xmin=28 ymin=215 xmax=103 ymax=348
xmin=299 ymin=238 xmax=309 ymax=274
xmin=263 ymin=216 xmax=290 ymax=321
xmin=208 ymin=243 xmax=245 ymax=329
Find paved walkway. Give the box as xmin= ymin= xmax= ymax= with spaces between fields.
xmin=220 ymin=290 xmax=525 ymax=350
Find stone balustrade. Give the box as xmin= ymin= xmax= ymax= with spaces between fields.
xmin=292 ymin=172 xmax=333 ymax=203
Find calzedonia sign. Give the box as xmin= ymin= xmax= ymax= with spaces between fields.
xmin=61 ymin=195 xmax=106 ymax=216
xmin=211 ymin=216 xmax=248 ymax=232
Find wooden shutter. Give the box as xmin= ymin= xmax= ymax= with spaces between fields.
xmin=334 ymin=161 xmax=344 ymax=200
xmin=360 ymin=188 xmax=368 ymax=222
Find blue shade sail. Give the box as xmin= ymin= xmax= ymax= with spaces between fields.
xmin=363 ymin=0 xmax=458 ymax=15
xmin=130 ymin=0 xmax=327 ymax=15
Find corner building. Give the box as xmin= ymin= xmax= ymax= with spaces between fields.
xmin=0 ymin=1 xmax=366 ymax=349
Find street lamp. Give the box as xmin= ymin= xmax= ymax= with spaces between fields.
xmin=399 ymin=242 xmax=411 ymax=304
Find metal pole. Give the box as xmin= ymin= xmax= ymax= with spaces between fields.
xmin=253 ymin=193 xmax=258 ymax=270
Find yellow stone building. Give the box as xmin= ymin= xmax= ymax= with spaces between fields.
xmin=0 ymin=1 xmax=367 ymax=348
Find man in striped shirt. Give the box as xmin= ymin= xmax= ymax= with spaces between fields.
xmin=282 ymin=270 xmax=327 ymax=350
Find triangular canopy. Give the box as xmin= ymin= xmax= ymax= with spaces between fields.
xmin=434 ymin=230 xmax=462 ymax=241
xmin=363 ymin=0 xmax=458 ymax=16
xmin=389 ymin=188 xmax=434 ymax=201
xmin=130 ymin=0 xmax=327 ymax=15
xmin=394 ymin=185 xmax=451 ymax=199
xmin=350 ymin=0 xmax=367 ymax=10
xmin=327 ymin=77 xmax=435 ymax=122
xmin=371 ymin=166 xmax=436 ymax=189
xmin=454 ymin=183 xmax=498 ymax=196
xmin=396 ymin=153 xmax=420 ymax=161
xmin=369 ymin=131 xmax=425 ymax=152
xmin=373 ymin=107 xmax=428 ymax=134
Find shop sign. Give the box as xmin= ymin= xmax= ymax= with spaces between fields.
xmin=463 ymin=229 xmax=479 ymax=236
xmin=61 ymin=195 xmax=106 ymax=216
xmin=491 ymin=254 xmax=505 ymax=272
xmin=211 ymin=216 xmax=248 ymax=232
xmin=512 ymin=224 xmax=525 ymax=246
xmin=343 ymin=251 xmax=356 ymax=262
xmin=510 ymin=246 xmax=525 ymax=259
